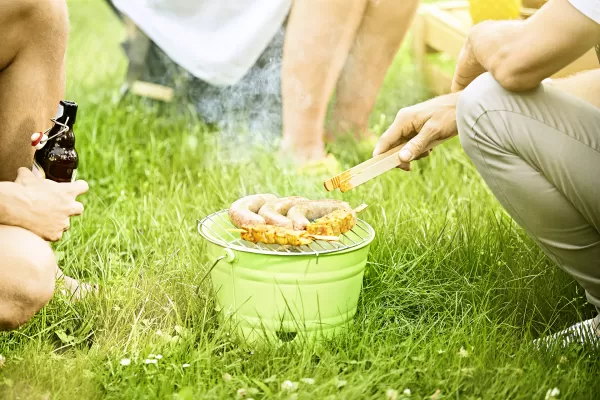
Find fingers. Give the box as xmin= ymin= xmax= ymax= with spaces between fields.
xmin=15 ymin=167 xmax=36 ymax=183
xmin=397 ymin=120 xmax=438 ymax=163
xmin=66 ymin=180 xmax=89 ymax=197
xmin=70 ymin=201 xmax=84 ymax=216
xmin=373 ymin=109 xmax=415 ymax=157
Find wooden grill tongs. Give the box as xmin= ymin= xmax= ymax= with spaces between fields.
xmin=324 ymin=140 xmax=445 ymax=192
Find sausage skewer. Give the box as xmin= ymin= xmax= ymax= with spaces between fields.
xmin=229 ymin=226 xmax=339 ymax=246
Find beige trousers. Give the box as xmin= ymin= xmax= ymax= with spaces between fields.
xmin=457 ymin=73 xmax=600 ymax=310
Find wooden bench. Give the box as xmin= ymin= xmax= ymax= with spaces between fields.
xmin=412 ymin=0 xmax=599 ymax=95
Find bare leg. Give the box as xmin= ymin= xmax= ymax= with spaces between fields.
xmin=0 ymin=0 xmax=69 ymax=181
xmin=281 ymin=0 xmax=369 ymax=164
xmin=0 ymin=226 xmax=56 ymax=330
xmin=328 ymin=0 xmax=419 ymax=140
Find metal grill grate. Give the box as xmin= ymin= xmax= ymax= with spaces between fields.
xmin=197 ymin=209 xmax=374 ymax=256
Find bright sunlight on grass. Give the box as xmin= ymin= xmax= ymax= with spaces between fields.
xmin=0 ymin=1 xmax=598 ymax=399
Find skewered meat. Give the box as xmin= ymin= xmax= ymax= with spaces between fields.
xmin=229 ymin=193 xmax=278 ymax=228
xmin=306 ymin=208 xmax=356 ymax=236
xmin=240 ymin=225 xmax=313 ymax=246
xmin=258 ymin=196 xmax=308 ymax=228
xmin=287 ymin=199 xmax=353 ymax=230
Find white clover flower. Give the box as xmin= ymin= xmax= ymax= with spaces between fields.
xmin=223 ymin=373 xmax=233 ymax=381
xmin=458 ymin=347 xmax=469 ymax=358
xmin=385 ymin=389 xmax=399 ymax=400
xmin=182 ymin=364 xmax=190 ymax=368
xmin=403 ymin=388 xmax=411 ymax=396
xmin=119 ymin=358 xmax=131 ymax=366
xmin=301 ymin=378 xmax=315 ymax=385
xmin=237 ymin=388 xmax=246 ymax=397
xmin=335 ymin=378 xmax=347 ymax=389
xmin=144 ymin=359 xmax=158 ymax=364
xmin=545 ymin=388 xmax=560 ymax=400
xmin=281 ymin=380 xmax=299 ymax=392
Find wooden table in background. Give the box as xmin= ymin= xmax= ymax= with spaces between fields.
xmin=412 ymin=0 xmax=599 ymax=95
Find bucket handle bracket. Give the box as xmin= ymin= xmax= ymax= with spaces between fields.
xmin=196 ymin=248 xmax=235 ymax=293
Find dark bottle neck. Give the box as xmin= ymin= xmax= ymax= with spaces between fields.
xmin=48 ymin=100 xmax=77 ymax=147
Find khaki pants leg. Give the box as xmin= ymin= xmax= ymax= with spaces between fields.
xmin=457 ymin=72 xmax=600 ymax=309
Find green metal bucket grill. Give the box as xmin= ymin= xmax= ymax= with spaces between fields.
xmin=197 ymin=209 xmax=375 ymax=344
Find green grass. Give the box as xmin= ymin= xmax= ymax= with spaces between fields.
xmin=1 ymin=1 xmax=598 ymax=399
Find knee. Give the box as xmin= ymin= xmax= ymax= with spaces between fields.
xmin=0 ymin=230 xmax=56 ymax=331
xmin=457 ymin=72 xmax=509 ymax=160
xmin=16 ymin=0 xmax=69 ymax=44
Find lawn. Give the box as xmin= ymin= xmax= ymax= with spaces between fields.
xmin=0 ymin=1 xmax=598 ymax=399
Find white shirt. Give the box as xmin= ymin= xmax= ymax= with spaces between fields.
xmin=568 ymin=0 xmax=600 ymax=24
xmin=112 ymin=0 xmax=291 ymax=86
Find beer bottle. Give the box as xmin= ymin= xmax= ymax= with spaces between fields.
xmin=34 ymin=100 xmax=79 ymax=183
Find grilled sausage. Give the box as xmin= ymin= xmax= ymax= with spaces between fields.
xmin=229 ymin=193 xmax=278 ymax=228
xmin=258 ymin=196 xmax=308 ymax=229
xmin=287 ymin=199 xmax=353 ymax=230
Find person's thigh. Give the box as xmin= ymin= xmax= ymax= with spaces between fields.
xmin=0 ymin=225 xmax=56 ymax=330
xmin=457 ymin=72 xmax=600 ymax=307
xmin=0 ymin=0 xmax=69 ymax=181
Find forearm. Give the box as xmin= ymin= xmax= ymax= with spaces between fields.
xmin=468 ymin=0 xmax=600 ymax=91
xmin=547 ymin=68 xmax=600 ymax=109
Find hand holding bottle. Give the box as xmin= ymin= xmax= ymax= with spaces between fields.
xmin=7 ymin=167 xmax=89 ymax=242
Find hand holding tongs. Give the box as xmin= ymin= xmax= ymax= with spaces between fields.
xmin=324 ymin=139 xmax=446 ymax=192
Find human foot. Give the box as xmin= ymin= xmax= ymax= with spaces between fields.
xmin=325 ymin=119 xmax=377 ymax=143
xmin=56 ymin=270 xmax=99 ymax=302
xmin=534 ymin=315 xmax=600 ymax=349
xmin=278 ymin=140 xmax=327 ymax=166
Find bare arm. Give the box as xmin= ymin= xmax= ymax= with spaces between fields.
xmin=547 ymin=68 xmax=600 ymax=108
xmin=453 ymin=0 xmax=600 ymax=92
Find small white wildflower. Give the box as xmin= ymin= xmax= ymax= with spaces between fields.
xmin=0 ymin=354 xmax=5 ymax=368
xmin=545 ymin=388 xmax=560 ymax=400
xmin=237 ymin=388 xmax=246 ymax=397
xmin=403 ymin=388 xmax=412 ymax=396
xmin=281 ymin=380 xmax=294 ymax=391
xmin=155 ymin=354 xmax=163 ymax=360
xmin=119 ymin=358 xmax=131 ymax=366
xmin=335 ymin=378 xmax=347 ymax=389
xmin=385 ymin=389 xmax=399 ymax=400
xmin=301 ymin=378 xmax=315 ymax=385
xmin=182 ymin=364 xmax=190 ymax=368
xmin=458 ymin=347 xmax=469 ymax=358
xmin=144 ymin=359 xmax=158 ymax=365
xmin=223 ymin=373 xmax=233 ymax=381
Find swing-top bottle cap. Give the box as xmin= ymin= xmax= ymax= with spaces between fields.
xmin=56 ymin=100 xmax=78 ymax=126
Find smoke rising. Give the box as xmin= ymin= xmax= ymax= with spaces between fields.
xmin=140 ymin=27 xmax=286 ymax=164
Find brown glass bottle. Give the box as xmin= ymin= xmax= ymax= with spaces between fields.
xmin=34 ymin=100 xmax=79 ymax=183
